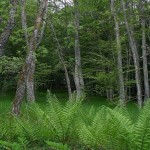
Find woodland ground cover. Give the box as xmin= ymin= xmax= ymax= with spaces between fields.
xmin=0 ymin=92 xmax=138 ymax=118
xmin=0 ymin=92 xmax=142 ymax=150
xmin=0 ymin=0 xmax=150 ymax=149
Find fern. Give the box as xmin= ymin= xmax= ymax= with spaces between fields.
xmin=131 ymin=101 xmax=150 ymax=150
xmin=78 ymin=106 xmax=107 ymax=149
xmin=46 ymin=91 xmax=82 ymax=142
xmin=2 ymin=92 xmax=150 ymax=150
xmin=105 ymin=107 xmax=133 ymax=150
xmin=46 ymin=141 xmax=70 ymax=150
xmin=78 ymin=106 xmax=133 ymax=150
xmin=0 ymin=140 xmax=21 ymax=150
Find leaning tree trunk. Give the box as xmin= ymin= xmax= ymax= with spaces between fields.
xmin=49 ymin=16 xmax=72 ymax=99
xmin=140 ymin=0 xmax=150 ymax=100
xmin=21 ymin=0 xmax=29 ymax=49
xmin=111 ymin=0 xmax=126 ymax=105
xmin=0 ymin=0 xmax=17 ymax=56
xmin=26 ymin=0 xmax=48 ymax=103
xmin=12 ymin=0 xmax=49 ymax=116
xmin=73 ymin=0 xmax=84 ymax=99
xmin=121 ymin=0 xmax=143 ymax=107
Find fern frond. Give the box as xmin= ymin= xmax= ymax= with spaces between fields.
xmin=131 ymin=101 xmax=150 ymax=150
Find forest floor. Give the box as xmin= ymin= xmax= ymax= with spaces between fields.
xmin=0 ymin=91 xmax=139 ymax=121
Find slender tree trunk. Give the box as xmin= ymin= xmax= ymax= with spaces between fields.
xmin=73 ymin=0 xmax=84 ymax=99
xmin=12 ymin=0 xmax=49 ymax=116
xmin=125 ymin=47 xmax=131 ymax=101
xmin=121 ymin=0 xmax=143 ymax=107
xmin=140 ymin=0 xmax=150 ymax=100
xmin=49 ymin=16 xmax=72 ymax=99
xmin=111 ymin=0 xmax=126 ymax=105
xmin=37 ymin=4 xmax=48 ymax=48
xmin=21 ymin=0 xmax=29 ymax=49
xmin=26 ymin=0 xmax=48 ymax=103
xmin=0 ymin=0 xmax=17 ymax=56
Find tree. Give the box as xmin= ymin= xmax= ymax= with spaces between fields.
xmin=0 ymin=0 xmax=18 ymax=56
xmin=111 ymin=0 xmax=126 ymax=105
xmin=73 ymin=0 xmax=84 ymax=99
xmin=121 ymin=0 xmax=143 ymax=107
xmin=12 ymin=0 xmax=49 ymax=116
xmin=49 ymin=14 xmax=72 ymax=99
xmin=140 ymin=0 xmax=150 ymax=100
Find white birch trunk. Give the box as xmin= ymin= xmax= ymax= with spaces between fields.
xmin=111 ymin=0 xmax=126 ymax=105
xmin=121 ymin=0 xmax=143 ymax=107
xmin=140 ymin=0 xmax=150 ymax=100
xmin=73 ymin=0 xmax=84 ymax=99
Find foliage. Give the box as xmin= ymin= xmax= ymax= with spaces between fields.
xmin=1 ymin=94 xmax=150 ymax=149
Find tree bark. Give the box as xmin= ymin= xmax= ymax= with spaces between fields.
xmin=140 ymin=0 xmax=150 ymax=100
xmin=111 ymin=0 xmax=126 ymax=105
xmin=121 ymin=0 xmax=143 ymax=107
xmin=12 ymin=0 xmax=49 ymax=116
xmin=73 ymin=0 xmax=84 ymax=99
xmin=21 ymin=0 xmax=29 ymax=49
xmin=12 ymin=64 xmax=26 ymax=115
xmin=0 ymin=0 xmax=18 ymax=56
xmin=49 ymin=16 xmax=72 ymax=99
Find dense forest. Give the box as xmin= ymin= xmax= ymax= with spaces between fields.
xmin=0 ymin=0 xmax=150 ymax=149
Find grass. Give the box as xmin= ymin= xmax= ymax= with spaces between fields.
xmin=0 ymin=91 xmax=139 ymax=120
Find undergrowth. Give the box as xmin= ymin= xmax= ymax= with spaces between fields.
xmin=0 ymin=92 xmax=150 ymax=150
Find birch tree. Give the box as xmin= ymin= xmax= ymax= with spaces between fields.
xmin=140 ymin=0 xmax=150 ymax=100
xmin=111 ymin=0 xmax=126 ymax=105
xmin=121 ymin=0 xmax=143 ymax=107
xmin=73 ymin=0 xmax=84 ymax=99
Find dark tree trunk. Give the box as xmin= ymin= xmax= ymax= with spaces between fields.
xmin=49 ymin=16 xmax=72 ymax=99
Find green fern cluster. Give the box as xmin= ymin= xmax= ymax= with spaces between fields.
xmin=78 ymin=102 xmax=150 ymax=150
xmin=1 ymin=93 xmax=150 ymax=150
xmin=0 ymin=91 xmax=82 ymax=149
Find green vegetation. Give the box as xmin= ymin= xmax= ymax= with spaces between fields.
xmin=0 ymin=0 xmax=150 ymax=149
xmin=0 ymin=93 xmax=141 ymax=150
xmin=0 ymin=92 xmax=141 ymax=149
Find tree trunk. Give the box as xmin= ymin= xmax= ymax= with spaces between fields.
xmin=12 ymin=64 xmax=26 ymax=116
xmin=12 ymin=0 xmax=49 ymax=115
xmin=121 ymin=0 xmax=143 ymax=107
xmin=21 ymin=0 xmax=29 ymax=49
xmin=0 ymin=0 xmax=18 ymax=56
xmin=49 ymin=15 xmax=72 ymax=99
xmin=73 ymin=0 xmax=84 ymax=99
xmin=140 ymin=0 xmax=150 ymax=100
xmin=111 ymin=0 xmax=126 ymax=105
